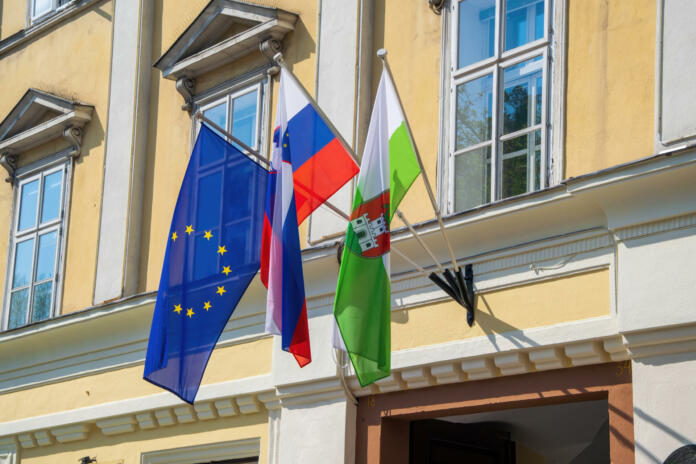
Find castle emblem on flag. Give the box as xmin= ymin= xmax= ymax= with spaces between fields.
xmin=352 ymin=213 xmax=388 ymax=252
xmin=347 ymin=191 xmax=390 ymax=258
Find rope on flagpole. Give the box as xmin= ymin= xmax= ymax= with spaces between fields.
xmin=377 ymin=49 xmax=460 ymax=272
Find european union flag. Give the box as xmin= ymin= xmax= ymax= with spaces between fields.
xmin=144 ymin=125 xmax=267 ymax=403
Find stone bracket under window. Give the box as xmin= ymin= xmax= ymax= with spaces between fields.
xmin=155 ymin=0 xmax=297 ymax=111
xmin=0 ymin=89 xmax=93 ymax=182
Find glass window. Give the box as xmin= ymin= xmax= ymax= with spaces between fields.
xmin=451 ymin=0 xmax=549 ymax=212
xmin=31 ymin=0 xmax=72 ymax=20
xmin=199 ymin=83 xmax=263 ymax=152
xmin=5 ymin=166 xmax=66 ymax=330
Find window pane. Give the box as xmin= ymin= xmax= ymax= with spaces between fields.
xmin=8 ymin=289 xmax=29 ymax=329
xmin=41 ymin=170 xmax=63 ymax=223
xmin=12 ymin=239 xmax=35 ymax=289
xmin=33 ymin=0 xmax=52 ymax=16
xmin=502 ymin=56 xmax=543 ymax=134
xmin=18 ymin=179 xmax=40 ymax=231
xmin=454 ymin=146 xmax=491 ymax=211
xmin=501 ymin=129 xmax=541 ymax=198
xmin=32 ymin=281 xmax=53 ymax=323
xmin=203 ymin=101 xmax=228 ymax=139
xmin=458 ymin=0 xmax=496 ymax=68
xmin=36 ymin=231 xmax=58 ymax=281
xmin=455 ymin=74 xmax=493 ymax=150
xmin=505 ymin=0 xmax=545 ymax=51
xmin=232 ymin=90 xmax=259 ymax=149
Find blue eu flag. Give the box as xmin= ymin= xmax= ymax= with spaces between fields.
xmin=144 ymin=125 xmax=267 ymax=403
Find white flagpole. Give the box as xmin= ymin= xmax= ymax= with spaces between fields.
xmin=377 ymin=49 xmax=460 ymax=272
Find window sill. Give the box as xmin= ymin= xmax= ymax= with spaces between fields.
xmin=0 ymin=0 xmax=105 ymax=58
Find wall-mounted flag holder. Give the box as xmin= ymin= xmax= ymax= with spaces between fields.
xmin=429 ymin=264 xmax=476 ymax=326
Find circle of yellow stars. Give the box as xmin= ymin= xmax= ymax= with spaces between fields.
xmin=169 ymin=225 xmax=231 ymax=319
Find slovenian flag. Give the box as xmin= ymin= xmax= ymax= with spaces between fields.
xmin=261 ymin=68 xmax=359 ymax=367
xmin=333 ymin=68 xmax=421 ymax=385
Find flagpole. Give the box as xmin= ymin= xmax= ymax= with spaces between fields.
xmin=395 ymin=209 xmax=445 ymax=273
xmin=273 ymin=52 xmax=361 ymax=166
xmin=377 ymin=49 xmax=460 ymax=272
xmin=195 ymin=112 xmax=271 ymax=168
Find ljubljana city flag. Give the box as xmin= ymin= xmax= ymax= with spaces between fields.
xmin=260 ymin=68 xmax=359 ymax=367
xmin=333 ymin=69 xmax=421 ymax=386
xmin=144 ymin=125 xmax=267 ymax=403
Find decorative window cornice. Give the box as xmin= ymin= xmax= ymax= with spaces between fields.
xmin=0 ymin=89 xmax=93 ymax=182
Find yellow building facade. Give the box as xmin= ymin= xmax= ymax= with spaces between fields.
xmin=0 ymin=0 xmax=695 ymax=462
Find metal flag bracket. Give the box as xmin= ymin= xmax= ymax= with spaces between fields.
xmin=428 ymin=264 xmax=476 ymax=326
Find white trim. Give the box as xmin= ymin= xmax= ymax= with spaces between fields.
xmin=447 ymin=0 xmax=554 ymax=213
xmin=3 ymin=161 xmax=69 ymax=330
xmin=142 ymin=439 xmax=260 ymax=464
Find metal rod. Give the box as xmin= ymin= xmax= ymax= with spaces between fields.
xmin=395 ymin=209 xmax=445 ymax=272
xmin=195 ymin=112 xmax=271 ymax=168
xmin=377 ymin=49 xmax=460 ymax=272
xmin=273 ymin=52 xmax=361 ymax=166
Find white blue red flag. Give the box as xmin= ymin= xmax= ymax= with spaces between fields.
xmin=260 ymin=68 xmax=359 ymax=366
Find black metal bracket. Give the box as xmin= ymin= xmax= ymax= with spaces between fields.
xmin=429 ymin=264 xmax=476 ymax=326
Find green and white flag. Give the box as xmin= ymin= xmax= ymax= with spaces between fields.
xmin=333 ymin=69 xmax=421 ymax=386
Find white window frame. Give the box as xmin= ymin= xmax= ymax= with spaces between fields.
xmin=194 ymin=77 xmax=268 ymax=157
xmin=445 ymin=0 xmax=562 ymax=214
xmin=3 ymin=158 xmax=70 ymax=330
xmin=29 ymin=0 xmax=73 ymax=23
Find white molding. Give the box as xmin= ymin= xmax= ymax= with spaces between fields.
xmin=614 ymin=212 xmax=696 ymax=242
xmin=141 ymin=438 xmax=259 ymax=464
xmin=0 ymin=438 xmax=18 ymax=464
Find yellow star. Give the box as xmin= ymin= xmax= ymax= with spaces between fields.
xmin=204 ymin=230 xmax=213 ymax=240
xmin=186 ymin=308 xmax=195 ymax=318
xmin=203 ymin=301 xmax=211 ymax=311
xmin=173 ymin=304 xmax=182 ymax=314
xmin=185 ymin=225 xmax=194 ymax=235
xmin=216 ymin=286 xmax=226 ymax=296
xmin=217 ymin=245 xmax=227 ymax=256
xmin=222 ymin=265 xmax=231 ymax=276
xmin=171 ymin=231 xmax=178 ymax=242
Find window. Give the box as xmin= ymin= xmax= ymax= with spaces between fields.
xmin=199 ymin=83 xmax=264 ymax=152
xmin=5 ymin=164 xmax=67 ymax=329
xmin=450 ymin=0 xmax=550 ymax=212
xmin=31 ymin=0 xmax=72 ymax=21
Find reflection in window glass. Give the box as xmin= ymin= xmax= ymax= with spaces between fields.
xmin=36 ymin=231 xmax=57 ymax=282
xmin=455 ymin=74 xmax=493 ymax=150
xmin=505 ymin=0 xmax=545 ymax=51
xmin=455 ymin=146 xmax=491 ymax=211
xmin=19 ymin=180 xmax=39 ymax=231
xmin=41 ymin=170 xmax=63 ymax=223
xmin=458 ymin=0 xmax=496 ymax=68
xmin=8 ymin=289 xmax=29 ymax=329
xmin=203 ymin=101 xmax=228 ymax=139
xmin=12 ymin=239 xmax=35 ymax=289
xmin=33 ymin=0 xmax=52 ymax=17
xmin=232 ymin=90 xmax=259 ymax=149
xmin=501 ymin=129 xmax=541 ymax=198
xmin=32 ymin=282 xmax=53 ymax=323
xmin=503 ymin=56 xmax=543 ymax=134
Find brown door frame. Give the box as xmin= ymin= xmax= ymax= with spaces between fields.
xmin=356 ymin=362 xmax=634 ymax=463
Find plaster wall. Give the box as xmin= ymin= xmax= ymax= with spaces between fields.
xmin=18 ymin=414 xmax=268 ymax=464
xmin=632 ymin=352 xmax=696 ymax=464
xmin=0 ymin=2 xmax=25 ymax=40
xmin=392 ymin=268 xmax=610 ymax=351
xmin=0 ymin=2 xmax=114 ymax=315
xmin=276 ymin=398 xmax=356 ymax=464
xmin=618 ymin=227 xmax=696 ymax=332
xmin=565 ymin=0 xmax=656 ymax=178
xmin=0 ymin=336 xmax=272 ymax=422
